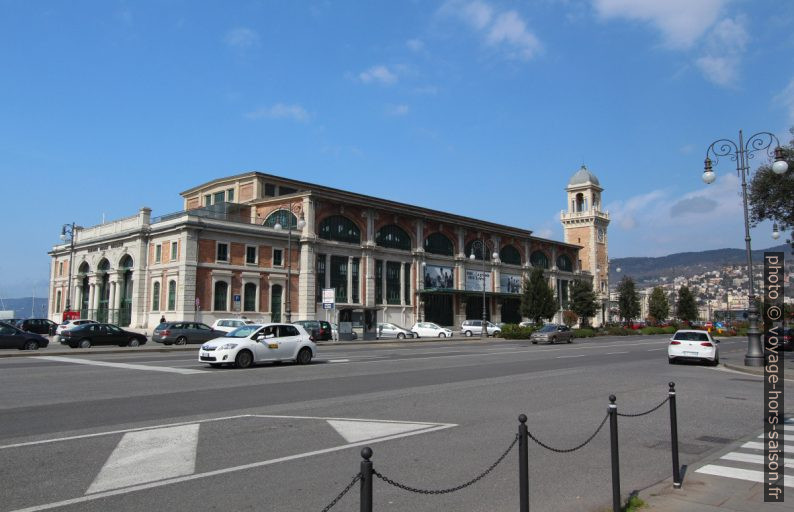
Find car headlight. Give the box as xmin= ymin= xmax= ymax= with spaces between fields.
xmin=218 ymin=343 xmax=238 ymax=350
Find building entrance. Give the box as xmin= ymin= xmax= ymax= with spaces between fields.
xmin=501 ymin=298 xmax=521 ymax=324
xmin=423 ymin=293 xmax=453 ymax=327
xmin=465 ymin=296 xmax=491 ymax=322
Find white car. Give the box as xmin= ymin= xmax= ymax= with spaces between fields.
xmin=668 ymin=329 xmax=719 ymax=365
xmin=411 ymin=322 xmax=453 ymax=338
xmin=55 ymin=319 xmax=98 ymax=335
xmin=199 ymin=323 xmax=316 ymax=369
xmin=210 ymin=318 xmax=255 ymax=333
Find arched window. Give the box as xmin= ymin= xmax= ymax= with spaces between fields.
xmin=119 ymin=255 xmax=134 ymax=269
xmin=424 ymin=232 xmax=454 ymax=256
xmin=575 ymin=193 xmax=585 ymax=212
xmin=167 ymin=280 xmax=176 ymax=311
xmin=557 ymin=254 xmax=573 ymax=272
xmin=152 ymin=281 xmax=161 ymax=311
xmin=500 ymin=245 xmax=521 ymax=265
xmin=244 ymin=283 xmax=257 ymax=311
xmin=465 ymin=240 xmax=491 ymax=261
xmin=78 ymin=262 xmax=90 ymax=275
xmin=97 ymin=259 xmax=110 ymax=273
xmin=214 ymin=281 xmax=228 ymax=311
xmin=318 ymin=215 xmax=361 ymax=244
xmin=530 ymin=251 xmax=549 ymax=269
xmin=375 ymin=224 xmax=411 ymax=250
xmin=264 ymin=210 xmax=298 ymax=229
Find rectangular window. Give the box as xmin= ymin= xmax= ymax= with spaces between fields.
xmin=279 ymin=186 xmax=297 ymax=195
xmin=171 ymin=242 xmax=178 ymax=261
xmin=213 ymin=191 xmax=225 ymax=204
xmin=386 ymin=262 xmax=401 ymax=305
xmin=330 ymin=255 xmax=348 ymax=303
xmin=273 ymin=249 xmax=283 ymax=267
xmin=226 ymin=188 xmax=235 ymax=202
xmin=58 ymin=262 xmax=64 ymax=277
xmin=375 ymin=260 xmax=383 ymax=304
xmin=204 ymin=194 xmax=211 ymax=206
xmin=316 ymin=254 xmax=326 ymax=302
xmin=264 ymin=183 xmax=276 ymax=196
xmin=56 ymin=290 xmax=62 ymax=312
xmin=155 ymin=244 xmax=162 ymax=263
xmin=404 ymin=262 xmax=411 ymax=305
xmin=217 ymin=242 xmax=228 ymax=262
xmin=246 ymin=246 xmax=257 ymax=264
xmin=351 ymin=258 xmax=360 ymax=304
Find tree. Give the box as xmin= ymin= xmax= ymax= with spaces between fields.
xmin=520 ymin=267 xmax=557 ymax=325
xmin=617 ymin=276 xmax=640 ymax=326
xmin=748 ymin=128 xmax=794 ymax=228
xmin=562 ymin=310 xmax=578 ymax=327
xmin=676 ymin=285 xmax=699 ymax=324
xmin=648 ymin=287 xmax=670 ymax=326
xmin=569 ymin=279 xmax=598 ymax=327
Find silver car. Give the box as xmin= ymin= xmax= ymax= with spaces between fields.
xmin=530 ymin=324 xmax=573 ymax=344
xmin=377 ymin=323 xmax=415 ymax=340
xmin=461 ymin=320 xmax=501 ymax=337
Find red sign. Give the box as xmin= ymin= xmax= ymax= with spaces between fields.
xmin=62 ymin=310 xmax=80 ymax=321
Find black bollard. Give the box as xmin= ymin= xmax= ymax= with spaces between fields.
xmin=519 ymin=414 xmax=529 ymax=512
xmin=669 ymin=382 xmax=681 ymax=488
xmin=609 ymin=395 xmax=621 ymax=512
xmin=360 ymin=447 xmax=373 ymax=512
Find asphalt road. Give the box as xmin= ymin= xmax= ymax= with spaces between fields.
xmin=0 ymin=335 xmax=790 ymax=512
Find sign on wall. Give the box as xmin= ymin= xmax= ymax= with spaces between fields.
xmin=500 ymin=274 xmax=522 ymax=294
xmin=423 ymin=264 xmax=454 ymax=289
xmin=322 ymin=288 xmax=335 ymax=309
xmin=465 ymin=269 xmax=492 ymax=291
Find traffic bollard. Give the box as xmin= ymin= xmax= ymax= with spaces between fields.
xmin=609 ymin=395 xmax=621 ymax=512
xmin=669 ymin=382 xmax=681 ymax=488
xmin=360 ymin=447 xmax=373 ymax=512
xmin=519 ymin=414 xmax=529 ymax=512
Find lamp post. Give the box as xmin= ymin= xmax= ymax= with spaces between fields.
xmin=273 ymin=203 xmax=306 ymax=323
xmin=60 ymin=223 xmax=76 ymax=313
xmin=468 ymin=238 xmax=499 ymax=339
xmin=702 ymin=130 xmax=789 ymax=366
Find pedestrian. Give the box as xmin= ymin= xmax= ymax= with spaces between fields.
xmin=159 ymin=315 xmax=166 ymax=324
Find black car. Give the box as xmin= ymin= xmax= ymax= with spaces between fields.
xmin=60 ymin=323 xmax=147 ymax=348
xmin=292 ymin=320 xmax=333 ymax=341
xmin=0 ymin=321 xmax=49 ymax=350
xmin=783 ymin=328 xmax=793 ymax=352
xmin=17 ymin=318 xmax=58 ymax=336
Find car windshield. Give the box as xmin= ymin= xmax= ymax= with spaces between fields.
xmin=673 ymin=331 xmax=710 ymax=342
xmin=539 ymin=325 xmax=557 ymax=333
xmin=226 ymin=325 xmax=259 ymax=338
xmin=427 ymin=323 xmax=440 ymax=329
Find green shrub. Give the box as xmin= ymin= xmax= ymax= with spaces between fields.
xmin=602 ymin=326 xmax=633 ymax=336
xmin=640 ymin=326 xmax=666 ymax=335
xmin=500 ymin=324 xmax=536 ymax=339
xmin=573 ymin=328 xmax=596 ymax=338
xmin=662 ymin=326 xmax=676 ymax=334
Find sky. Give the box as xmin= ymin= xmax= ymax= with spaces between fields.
xmin=1 ymin=0 xmax=793 ymax=298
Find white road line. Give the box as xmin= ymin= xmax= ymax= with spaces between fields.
xmin=32 ymin=356 xmax=205 ymax=374
xmin=696 ymin=464 xmax=794 ymax=487
xmin=327 ymin=359 xmax=350 ymax=363
xmin=606 ymin=351 xmax=628 ymax=355
xmin=741 ymin=441 xmax=794 ymax=451
xmin=87 ymin=424 xmax=200 ymax=494
xmin=557 ymin=355 xmax=585 ymax=359
xmin=646 ymin=348 xmax=666 ymax=351
xmin=721 ymin=452 xmax=794 ymax=467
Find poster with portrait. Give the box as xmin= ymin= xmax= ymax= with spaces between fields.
xmin=423 ymin=264 xmax=454 ymax=289
xmin=465 ymin=269 xmax=492 ymax=291
xmin=500 ymin=274 xmax=522 ymax=294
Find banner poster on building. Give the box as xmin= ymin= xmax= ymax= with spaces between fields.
xmin=424 ymin=264 xmax=454 ymax=289
xmin=465 ymin=269 xmax=492 ymax=291
xmin=500 ymin=274 xmax=522 ymax=294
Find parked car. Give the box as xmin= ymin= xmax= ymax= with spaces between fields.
xmin=293 ymin=320 xmax=334 ymax=341
xmin=198 ymin=323 xmax=316 ymax=368
xmin=55 ymin=319 xmax=98 ymax=336
xmin=60 ymin=323 xmax=148 ymax=348
xmin=411 ymin=322 xmax=453 ymax=338
xmin=152 ymin=322 xmax=225 ymax=345
xmin=210 ymin=318 xmax=256 ymax=333
xmin=530 ymin=324 xmax=573 ymax=344
xmin=783 ymin=328 xmax=793 ymax=352
xmin=17 ymin=318 xmax=58 ymax=336
xmin=0 ymin=321 xmax=49 ymax=350
xmin=668 ymin=329 xmax=719 ymax=365
xmin=519 ymin=321 xmax=534 ymax=328
xmin=460 ymin=320 xmax=501 ymax=337
xmin=377 ymin=323 xmax=415 ymax=340
xmin=330 ymin=323 xmax=357 ymax=341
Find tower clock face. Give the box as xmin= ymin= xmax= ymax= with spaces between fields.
xmin=597 ymin=228 xmax=605 ymax=242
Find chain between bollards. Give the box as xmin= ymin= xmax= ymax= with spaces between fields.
xmin=519 ymin=414 xmax=529 ymax=512
xmin=608 ymin=395 xmax=621 ymax=512
xmin=669 ymin=382 xmax=681 ymax=489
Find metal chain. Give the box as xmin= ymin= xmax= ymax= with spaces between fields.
xmin=617 ymin=396 xmax=670 ymax=418
xmin=373 ymin=433 xmax=519 ymax=495
xmin=320 ymin=473 xmax=361 ymax=512
xmin=527 ymin=412 xmax=609 ymax=453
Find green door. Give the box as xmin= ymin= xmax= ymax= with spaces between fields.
xmin=271 ymin=285 xmax=282 ymax=323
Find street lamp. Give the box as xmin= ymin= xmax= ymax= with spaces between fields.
xmin=702 ymin=130 xmax=789 ymax=367
xmin=60 ymin=223 xmax=76 ymax=313
xmin=772 ymin=223 xmax=780 ymax=240
xmin=468 ymin=238 xmax=499 ymax=339
xmin=273 ymin=203 xmax=306 ymax=323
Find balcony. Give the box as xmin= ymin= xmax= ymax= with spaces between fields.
xmin=560 ymin=209 xmax=610 ymax=221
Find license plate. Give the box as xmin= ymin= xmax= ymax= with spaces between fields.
xmin=683 ymin=351 xmax=698 ymax=356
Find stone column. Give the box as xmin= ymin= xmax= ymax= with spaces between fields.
xmin=298 ymin=196 xmax=316 ymax=320
xmin=108 ymin=281 xmax=116 ymax=318
xmin=399 ymin=261 xmax=406 ymax=306
xmin=364 ymin=250 xmax=375 ymax=307
xmin=347 ymin=256 xmax=353 ymax=304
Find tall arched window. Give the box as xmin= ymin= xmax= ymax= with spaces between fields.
xmin=575 ymin=193 xmax=585 ymax=212
xmin=152 ymin=281 xmax=161 ymax=311
xmin=375 ymin=224 xmax=411 ymax=250
xmin=78 ymin=262 xmax=90 ymax=275
xmin=167 ymin=280 xmax=176 ymax=311
xmin=465 ymin=240 xmax=491 ymax=261
xmin=264 ymin=210 xmax=298 ymax=229
xmin=244 ymin=282 xmax=257 ymax=311
xmin=424 ymin=232 xmax=454 ymax=256
xmin=318 ymin=215 xmax=361 ymax=244
xmin=530 ymin=251 xmax=549 ymax=269
xmin=214 ymin=281 xmax=228 ymax=311
xmin=500 ymin=245 xmax=521 ymax=265
xmin=556 ymin=254 xmax=573 ymax=272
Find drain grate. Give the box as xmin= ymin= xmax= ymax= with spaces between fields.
xmin=696 ymin=435 xmax=734 ymax=444
xmin=646 ymin=440 xmax=711 ymax=455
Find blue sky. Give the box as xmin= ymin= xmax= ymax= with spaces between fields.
xmin=1 ymin=0 xmax=793 ymax=298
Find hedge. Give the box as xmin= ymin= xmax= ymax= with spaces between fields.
xmin=573 ymin=328 xmax=596 ymax=338
xmin=500 ymin=324 xmax=536 ymax=339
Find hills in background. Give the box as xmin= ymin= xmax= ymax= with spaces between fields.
xmin=0 ymin=297 xmax=49 ymax=319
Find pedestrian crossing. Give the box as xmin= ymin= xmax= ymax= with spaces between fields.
xmin=696 ymin=420 xmax=794 ymax=488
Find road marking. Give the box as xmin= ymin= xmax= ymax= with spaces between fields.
xmin=327 ymin=419 xmax=439 ymax=443
xmin=556 ymin=354 xmax=585 ymax=359
xmin=31 ymin=356 xmax=205 ymax=375
xmin=741 ymin=441 xmax=794 ymax=451
xmin=328 ymin=359 xmax=350 ymax=363
xmin=646 ymin=348 xmax=666 ymax=351
xmin=721 ymin=452 xmax=794 ymax=467
xmin=87 ymin=424 xmax=199 ymax=494
xmin=696 ymin=464 xmax=794 ymax=487
xmin=606 ymin=351 xmax=628 ymax=355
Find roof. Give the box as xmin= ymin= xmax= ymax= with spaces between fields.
xmin=568 ymin=165 xmax=600 ymax=187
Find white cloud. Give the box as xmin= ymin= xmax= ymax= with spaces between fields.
xmin=359 ymin=65 xmax=398 ymax=85
xmin=386 ymin=104 xmax=410 ymax=116
xmin=406 ymin=39 xmax=425 ymax=51
xmin=245 ymin=103 xmax=309 ymax=122
xmin=592 ymin=0 xmax=727 ymax=49
xmin=695 ymin=16 xmax=748 ymax=87
xmin=224 ymin=27 xmax=260 ymax=48
xmin=440 ymin=0 xmax=542 ymax=61
xmin=694 ymin=55 xmax=737 ymax=87
xmin=774 ymin=78 xmax=794 ymax=125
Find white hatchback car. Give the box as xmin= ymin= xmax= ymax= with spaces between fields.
xmin=210 ymin=318 xmax=256 ymax=333
xmin=411 ymin=322 xmax=453 ymax=338
xmin=55 ymin=319 xmax=98 ymax=335
xmin=199 ymin=323 xmax=316 ymax=369
xmin=668 ymin=329 xmax=719 ymax=365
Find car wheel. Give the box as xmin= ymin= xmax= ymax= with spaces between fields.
xmin=668 ymin=357 xmax=676 ymax=365
xmin=439 ymin=333 xmax=446 ymax=338
xmin=235 ymin=350 xmax=254 ymax=369
xmin=22 ymin=340 xmax=39 ymax=350
xmin=175 ymin=336 xmax=187 ymax=346
xmin=550 ymin=336 xmax=557 ymax=344
xmin=128 ymin=338 xmax=140 ymax=347
xmin=296 ymin=347 xmax=313 ymax=365
xmin=465 ymin=330 xmax=472 ymax=337
xmin=397 ymin=333 xmax=405 ymax=339
xmin=494 ymin=331 xmax=501 ymax=337
xmin=78 ymin=339 xmax=91 ymax=349
xmin=531 ymin=341 xmax=538 ymax=345
xmin=711 ymin=354 xmax=720 ymax=366
xmin=209 ymin=363 xmax=222 ymax=368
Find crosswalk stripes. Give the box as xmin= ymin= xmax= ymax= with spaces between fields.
xmin=695 ymin=418 xmax=794 ymax=488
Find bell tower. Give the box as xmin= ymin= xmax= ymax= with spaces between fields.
xmin=560 ymin=165 xmax=610 ymax=324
